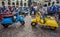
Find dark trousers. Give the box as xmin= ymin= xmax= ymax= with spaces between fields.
xmin=59 ymin=14 xmax=60 ymax=19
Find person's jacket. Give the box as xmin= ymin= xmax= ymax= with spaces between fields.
xmin=50 ymin=5 xmax=57 ymax=13
xmin=57 ymin=6 xmax=60 ymax=14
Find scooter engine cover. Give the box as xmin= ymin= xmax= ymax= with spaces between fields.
xmin=1 ymin=17 xmax=13 ymax=24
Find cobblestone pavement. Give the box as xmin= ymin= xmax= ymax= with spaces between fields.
xmin=0 ymin=14 xmax=60 ymax=37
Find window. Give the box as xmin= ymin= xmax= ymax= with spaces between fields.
xmin=56 ymin=0 xmax=59 ymax=3
xmin=16 ymin=1 xmax=19 ymax=5
xmin=20 ymin=3 xmax=23 ymax=6
xmin=44 ymin=0 xmax=51 ymax=2
xmin=8 ymin=0 xmax=10 ymax=2
xmin=2 ymin=1 xmax=5 ymax=5
xmin=2 ymin=0 xmax=5 ymax=1
xmin=8 ymin=2 xmax=11 ymax=5
xmin=24 ymin=3 xmax=26 ymax=6
xmin=12 ymin=0 xmax=15 ymax=1
xmin=25 ymin=0 xmax=26 ymax=1
xmin=12 ymin=2 xmax=15 ymax=5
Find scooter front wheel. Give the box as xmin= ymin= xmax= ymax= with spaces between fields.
xmin=31 ymin=22 xmax=37 ymax=27
xmin=2 ymin=24 xmax=9 ymax=28
xmin=20 ymin=21 xmax=25 ymax=25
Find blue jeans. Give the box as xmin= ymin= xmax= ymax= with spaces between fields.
xmin=41 ymin=13 xmax=47 ymax=19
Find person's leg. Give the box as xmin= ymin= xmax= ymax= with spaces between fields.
xmin=12 ymin=16 xmax=15 ymax=22
xmin=49 ymin=13 xmax=52 ymax=16
xmin=59 ymin=14 xmax=60 ymax=19
xmin=34 ymin=10 xmax=35 ymax=15
xmin=42 ymin=13 xmax=47 ymax=24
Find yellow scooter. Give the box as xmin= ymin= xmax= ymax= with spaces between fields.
xmin=31 ymin=12 xmax=58 ymax=30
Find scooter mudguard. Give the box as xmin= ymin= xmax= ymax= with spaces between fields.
xmin=19 ymin=16 xmax=24 ymax=22
xmin=16 ymin=16 xmax=24 ymax=22
xmin=1 ymin=17 xmax=13 ymax=24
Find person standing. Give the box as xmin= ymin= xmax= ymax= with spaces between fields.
xmin=57 ymin=5 xmax=60 ymax=19
xmin=47 ymin=2 xmax=51 ymax=15
xmin=1 ymin=5 xmax=6 ymax=13
xmin=39 ymin=3 xmax=47 ymax=19
xmin=12 ymin=6 xmax=15 ymax=12
xmin=50 ymin=2 xmax=57 ymax=16
xmin=8 ymin=6 xmax=12 ymax=12
xmin=33 ymin=5 xmax=38 ymax=12
xmin=0 ymin=7 xmax=2 ymax=13
xmin=39 ymin=3 xmax=47 ymax=14
xmin=30 ymin=5 xmax=35 ymax=15
xmin=43 ymin=4 xmax=48 ymax=14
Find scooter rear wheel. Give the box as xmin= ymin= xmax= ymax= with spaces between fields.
xmin=51 ymin=27 xmax=57 ymax=30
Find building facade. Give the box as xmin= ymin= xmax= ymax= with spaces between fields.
xmin=0 ymin=0 xmax=60 ymax=7
xmin=0 ymin=0 xmax=29 ymax=7
xmin=33 ymin=0 xmax=60 ymax=5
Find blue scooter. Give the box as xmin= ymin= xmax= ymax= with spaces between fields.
xmin=0 ymin=11 xmax=25 ymax=28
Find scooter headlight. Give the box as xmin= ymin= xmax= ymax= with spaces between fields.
xmin=14 ymin=16 xmax=16 ymax=19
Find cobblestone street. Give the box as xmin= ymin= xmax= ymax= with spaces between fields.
xmin=0 ymin=14 xmax=60 ymax=37
xmin=0 ymin=0 xmax=60 ymax=37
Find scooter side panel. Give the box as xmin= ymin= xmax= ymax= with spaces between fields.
xmin=46 ymin=20 xmax=58 ymax=28
xmin=1 ymin=18 xmax=13 ymax=24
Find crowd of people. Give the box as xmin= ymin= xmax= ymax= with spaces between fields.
xmin=30 ymin=2 xmax=60 ymax=20
xmin=0 ymin=2 xmax=60 ymax=20
xmin=0 ymin=5 xmax=29 ymax=14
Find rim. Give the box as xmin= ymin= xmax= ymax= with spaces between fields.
xmin=32 ymin=23 xmax=35 ymax=25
